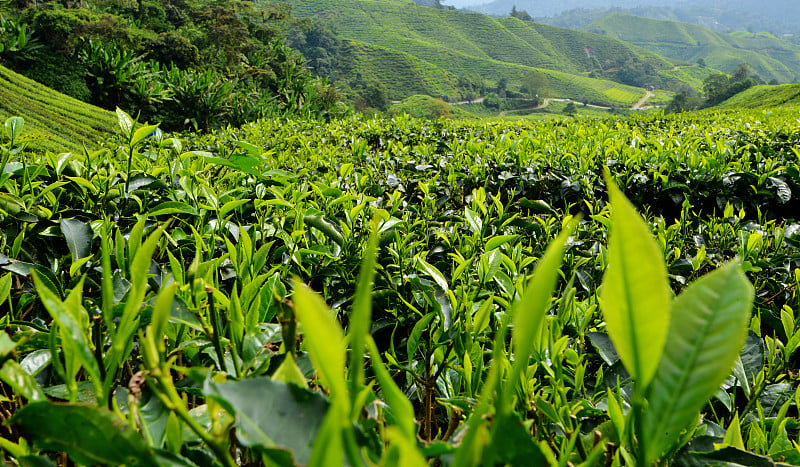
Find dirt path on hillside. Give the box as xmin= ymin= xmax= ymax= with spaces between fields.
xmin=632 ymin=91 xmax=654 ymax=110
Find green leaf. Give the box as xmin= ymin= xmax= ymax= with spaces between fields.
xmin=723 ymin=412 xmax=745 ymax=449
xmin=416 ymin=256 xmax=449 ymax=292
xmin=0 ymin=272 xmax=11 ymax=308
xmin=131 ymin=124 xmax=159 ymax=148
xmin=219 ymin=198 xmax=251 ymax=218
xmin=641 ymin=261 xmax=753 ymax=464
xmin=33 ymin=273 xmax=102 ymax=400
xmin=347 ymin=222 xmax=378 ymax=406
xmin=116 ymin=108 xmax=133 ymax=139
xmin=601 ymin=174 xmax=671 ymax=389
xmin=10 ymin=401 xmax=158 ymax=466
xmin=485 ymin=412 xmax=547 ymax=465
xmin=303 ymin=215 xmax=345 ymax=248
xmin=205 ymin=377 xmax=328 ymax=465
xmin=5 ymin=116 xmax=24 ymax=142
xmin=292 ymin=279 xmax=347 ymax=399
xmin=60 ymin=218 xmax=93 ymax=262
xmin=0 ymin=361 xmax=46 ymax=402
xmin=366 ymin=336 xmax=417 ymax=441
xmin=272 ymin=352 xmax=309 ymax=388
xmin=407 ymin=312 xmax=436 ymax=359
xmin=485 ymin=235 xmax=517 ymax=251
xmin=148 ymin=201 xmax=198 ymax=217
xmin=504 ymin=218 xmax=576 ymax=410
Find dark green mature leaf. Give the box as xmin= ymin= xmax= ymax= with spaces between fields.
xmin=10 ymin=401 xmax=158 ymax=466
xmin=678 ymin=444 xmax=794 ymax=466
xmin=60 ymin=218 xmax=93 ymax=262
xmin=18 ymin=455 xmax=57 ymax=467
xmin=205 ymin=378 xmax=328 ymax=465
xmin=767 ymin=177 xmax=791 ymax=204
xmin=642 ymin=262 xmax=753 ymax=464
xmin=126 ymin=174 xmax=168 ymax=194
xmin=485 ymin=412 xmax=547 ymax=465
xmin=601 ymin=173 xmax=671 ymax=389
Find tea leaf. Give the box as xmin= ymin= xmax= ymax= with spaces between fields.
xmin=10 ymin=401 xmax=158 ymax=466
xmin=601 ymin=173 xmax=671 ymax=389
xmin=291 ymin=279 xmax=347 ymax=399
xmin=205 ymin=378 xmax=328 ymax=465
xmin=505 ymin=218 xmax=576 ymax=409
xmin=131 ymin=124 xmax=160 ymax=148
xmin=60 ymin=218 xmax=93 ymax=262
xmin=641 ymin=261 xmax=753 ymax=464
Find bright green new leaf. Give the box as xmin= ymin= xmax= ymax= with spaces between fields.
xmin=721 ymin=412 xmax=745 ymax=449
xmin=116 ymin=108 xmax=133 ymax=140
xmin=0 ymin=361 xmax=46 ymax=402
xmin=367 ymin=336 xmax=417 ymax=441
xmin=131 ymin=124 xmax=160 ymax=148
xmin=504 ymin=218 xmax=576 ymax=410
xmin=33 ymin=273 xmax=102 ymax=400
xmin=347 ymin=221 xmax=378 ymax=406
xmin=485 ymin=235 xmax=517 ymax=252
xmin=0 ymin=272 xmax=11 ymax=308
xmin=641 ymin=261 xmax=753 ymax=464
xmin=292 ymin=279 xmax=347 ymax=400
xmin=5 ymin=116 xmax=23 ymax=143
xmin=219 ymin=199 xmax=251 ymax=218
xmin=272 ymin=352 xmax=309 ymax=389
xmin=601 ymin=174 xmax=671 ymax=389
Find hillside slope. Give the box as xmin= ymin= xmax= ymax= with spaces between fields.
xmin=581 ymin=14 xmax=800 ymax=83
xmin=0 ymin=65 xmax=116 ymax=153
xmin=282 ymin=0 xmax=698 ymax=105
xmin=716 ymin=83 xmax=800 ymax=108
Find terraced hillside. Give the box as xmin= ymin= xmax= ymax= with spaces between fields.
xmin=283 ymin=0 xmax=692 ymax=106
xmin=0 ymin=65 xmax=116 ymax=153
xmin=582 ymin=14 xmax=800 ymax=83
xmin=716 ymin=82 xmax=800 ymax=108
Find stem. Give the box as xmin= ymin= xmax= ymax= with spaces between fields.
xmin=148 ymin=367 xmax=237 ymax=467
xmin=207 ymin=287 xmax=228 ymax=374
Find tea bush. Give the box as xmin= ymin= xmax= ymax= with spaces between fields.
xmin=0 ymin=108 xmax=799 ymax=465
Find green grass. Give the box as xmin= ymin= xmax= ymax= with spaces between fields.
xmin=0 ymin=65 xmax=116 ymax=153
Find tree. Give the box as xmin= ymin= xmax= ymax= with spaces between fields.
xmin=520 ymin=70 xmax=548 ymax=102
xmin=510 ymin=5 xmax=532 ymax=20
xmin=563 ymin=102 xmax=577 ymax=116
xmin=702 ymin=73 xmax=730 ymax=105
xmin=732 ymin=62 xmax=752 ymax=82
xmin=696 ymin=57 xmax=706 ymax=67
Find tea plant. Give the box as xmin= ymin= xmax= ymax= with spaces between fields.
xmin=0 ymin=108 xmax=799 ymax=465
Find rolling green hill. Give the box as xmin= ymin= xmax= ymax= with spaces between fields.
xmin=715 ymin=83 xmax=800 ymax=108
xmin=283 ymin=0 xmax=690 ymax=106
xmin=0 ymin=65 xmax=116 ymax=153
xmin=582 ymin=14 xmax=800 ymax=84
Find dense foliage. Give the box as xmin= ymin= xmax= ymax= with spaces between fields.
xmin=1 ymin=106 xmax=800 ymax=465
xmin=0 ymin=0 xmax=346 ymax=131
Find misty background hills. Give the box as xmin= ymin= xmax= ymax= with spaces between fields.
xmin=440 ymin=0 xmax=800 ymax=35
